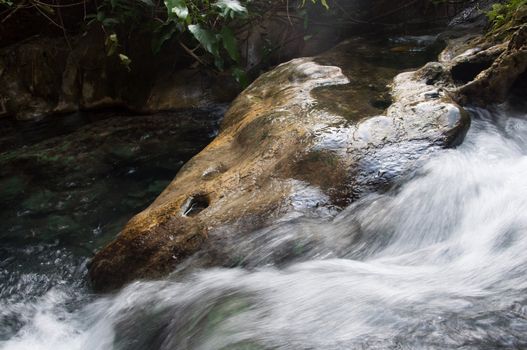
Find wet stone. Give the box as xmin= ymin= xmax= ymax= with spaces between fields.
xmin=89 ymin=35 xmax=471 ymax=291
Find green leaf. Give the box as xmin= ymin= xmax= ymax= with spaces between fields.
xmin=301 ymin=0 xmax=329 ymax=9
xmin=188 ymin=24 xmax=219 ymax=57
xmin=213 ymin=0 xmax=247 ymax=19
xmin=164 ymin=0 xmax=188 ymax=21
xmin=232 ymin=67 xmax=249 ymax=88
xmin=119 ymin=53 xmax=132 ymax=71
xmin=102 ymin=18 xmax=120 ymax=26
xmin=214 ymin=55 xmax=224 ymax=70
xmin=136 ymin=0 xmax=154 ymax=6
xmin=105 ymin=33 xmax=119 ymax=56
xmin=96 ymin=10 xmax=105 ymax=22
xmin=220 ymin=26 xmax=240 ymax=62
xmin=302 ymin=9 xmax=309 ymax=29
xmin=152 ymin=22 xmax=178 ymax=54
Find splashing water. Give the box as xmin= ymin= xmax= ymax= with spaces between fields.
xmin=3 ymin=105 xmax=527 ymax=349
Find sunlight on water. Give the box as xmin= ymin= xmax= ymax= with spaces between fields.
xmin=3 ymin=105 xmax=527 ymax=349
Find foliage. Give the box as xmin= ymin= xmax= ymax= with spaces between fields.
xmin=486 ymin=0 xmax=527 ymax=30
xmin=81 ymin=0 xmax=329 ymax=85
xmin=302 ymin=0 xmax=328 ymax=10
xmin=0 ymin=1 xmax=307 ymax=84
xmin=0 ymin=0 xmax=391 ymax=87
xmin=4 ymin=0 xmax=517 ymax=79
xmin=159 ymin=0 xmax=249 ymax=68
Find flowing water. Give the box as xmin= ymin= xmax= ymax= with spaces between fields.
xmin=3 ymin=36 xmax=527 ymax=349
xmin=0 ymin=107 xmax=225 ymax=348
xmin=3 ymin=103 xmax=527 ymax=349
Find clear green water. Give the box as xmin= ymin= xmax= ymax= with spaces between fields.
xmin=312 ymin=34 xmax=445 ymax=122
xmin=0 ymin=107 xmax=225 ymax=327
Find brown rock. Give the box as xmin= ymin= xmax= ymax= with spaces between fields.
xmin=454 ymin=25 xmax=527 ymax=105
xmin=0 ymin=29 xmax=239 ymax=120
xmin=89 ymin=40 xmax=470 ymax=291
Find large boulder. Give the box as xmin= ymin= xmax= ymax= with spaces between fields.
xmin=89 ymin=39 xmax=470 ymax=291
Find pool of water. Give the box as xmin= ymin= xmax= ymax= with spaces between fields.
xmin=4 ymin=102 xmax=527 ymax=350
xmin=0 ymin=106 xmax=226 ymax=337
xmin=312 ymin=34 xmax=445 ymax=122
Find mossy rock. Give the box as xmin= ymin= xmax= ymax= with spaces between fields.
xmin=487 ymin=3 xmax=527 ymax=42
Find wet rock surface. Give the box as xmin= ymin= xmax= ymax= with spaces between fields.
xmin=454 ymin=25 xmax=527 ymax=105
xmin=89 ymin=37 xmax=471 ymax=291
xmin=432 ymin=4 xmax=527 ymax=106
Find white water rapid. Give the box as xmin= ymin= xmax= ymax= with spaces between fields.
xmin=3 ymin=104 xmax=527 ymax=349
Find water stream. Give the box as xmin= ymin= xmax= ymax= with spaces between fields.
xmin=3 ymin=102 xmax=527 ymax=349
xmin=2 ymin=35 xmax=527 ymax=349
xmin=0 ymin=107 xmax=225 ymax=347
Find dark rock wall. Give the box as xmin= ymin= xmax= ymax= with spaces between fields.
xmin=0 ymin=0 xmax=480 ymax=120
